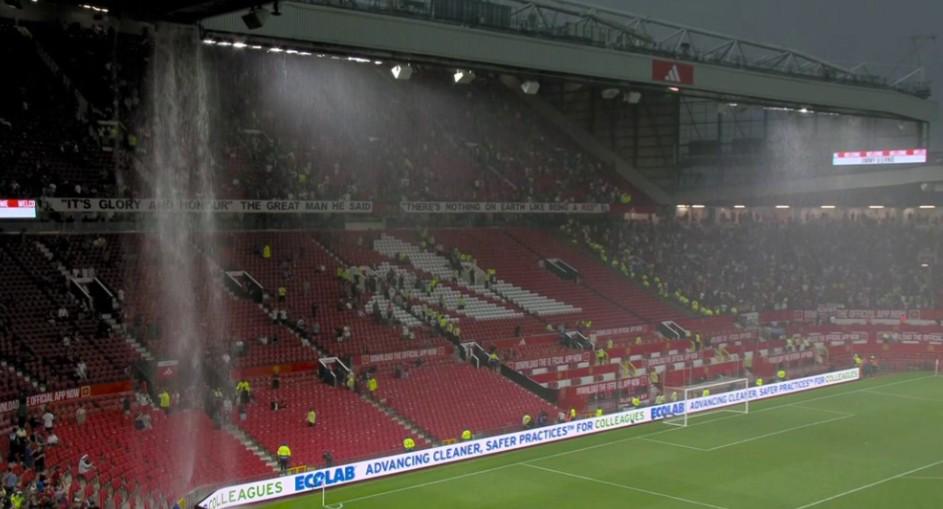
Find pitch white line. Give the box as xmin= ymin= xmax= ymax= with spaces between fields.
xmin=703 ymin=414 xmax=854 ymax=451
xmin=792 ymin=459 xmax=943 ymax=509
xmin=521 ymin=463 xmax=729 ymax=509
xmin=336 ymin=375 xmax=932 ymax=506
xmin=863 ymin=390 xmax=943 ymax=403
xmin=900 ymin=476 xmax=943 ymax=480
xmin=640 ymin=437 xmax=712 ymax=451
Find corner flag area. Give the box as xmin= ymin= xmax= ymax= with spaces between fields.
xmin=264 ymin=372 xmax=943 ymax=509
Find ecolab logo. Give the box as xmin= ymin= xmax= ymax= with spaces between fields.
xmin=652 ymin=60 xmax=694 ymax=85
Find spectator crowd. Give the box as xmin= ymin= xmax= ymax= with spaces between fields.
xmin=564 ymin=215 xmax=940 ymax=315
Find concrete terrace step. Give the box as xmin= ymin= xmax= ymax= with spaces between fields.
xmin=225 ymin=424 xmax=281 ymax=473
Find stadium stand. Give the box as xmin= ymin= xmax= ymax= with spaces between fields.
xmin=239 ymin=373 xmax=421 ymax=467
xmin=42 ymin=233 xmax=314 ymax=368
xmin=1 ymin=7 xmax=942 ymax=508
xmin=0 ymin=21 xmax=119 ymax=201
xmin=215 ymin=232 xmax=449 ymax=357
xmin=44 ymin=396 xmax=271 ymax=506
xmin=0 ymin=237 xmax=138 ymax=391
xmin=370 ymin=355 xmax=562 ymax=440
xmin=563 ymin=217 xmax=941 ymax=314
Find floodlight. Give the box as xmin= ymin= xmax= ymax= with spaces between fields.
xmin=453 ymin=70 xmax=475 ymax=84
xmin=391 ymin=64 xmax=413 ymax=80
xmin=521 ymin=80 xmax=540 ymax=95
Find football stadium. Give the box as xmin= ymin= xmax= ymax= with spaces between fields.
xmin=0 ymin=1 xmax=941 ymax=508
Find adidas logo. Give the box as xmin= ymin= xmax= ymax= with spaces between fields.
xmin=664 ymin=65 xmax=682 ymax=83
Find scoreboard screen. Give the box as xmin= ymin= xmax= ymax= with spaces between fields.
xmin=0 ymin=199 xmax=37 ymax=219
xmin=833 ymin=148 xmax=927 ymax=166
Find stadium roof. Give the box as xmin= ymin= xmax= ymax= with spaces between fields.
xmin=188 ymin=1 xmax=934 ymax=122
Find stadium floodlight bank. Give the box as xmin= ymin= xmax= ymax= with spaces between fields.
xmin=662 ymin=377 xmax=750 ymax=428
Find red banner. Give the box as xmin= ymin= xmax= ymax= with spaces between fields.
xmin=231 ymin=361 xmax=317 ymax=380
xmin=761 ymin=309 xmax=941 ymax=323
xmin=356 ymin=346 xmax=447 ymax=366
xmin=570 ymin=375 xmax=648 ymax=397
xmin=0 ymin=380 xmax=133 ymax=414
xmin=510 ymin=352 xmax=591 ymax=371
xmin=652 ymin=59 xmax=695 ymax=85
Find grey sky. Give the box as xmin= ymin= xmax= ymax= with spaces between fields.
xmin=593 ymin=0 xmax=942 ymax=147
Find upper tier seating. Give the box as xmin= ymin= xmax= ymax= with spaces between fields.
xmin=5 ymin=18 xmax=645 ymax=205
xmin=0 ymin=20 xmax=117 ymax=200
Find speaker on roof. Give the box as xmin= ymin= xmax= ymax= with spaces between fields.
xmin=242 ymin=8 xmax=269 ymax=30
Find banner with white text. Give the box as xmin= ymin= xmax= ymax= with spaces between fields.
xmin=43 ymin=198 xmax=373 ymax=214
xmin=400 ymin=201 xmax=610 ymax=214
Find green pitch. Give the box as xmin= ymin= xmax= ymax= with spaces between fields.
xmin=263 ymin=372 xmax=943 ymax=509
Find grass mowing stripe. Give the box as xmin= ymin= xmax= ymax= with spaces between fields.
xmin=786 ymin=406 xmax=855 ymax=417
xmin=520 ymin=463 xmax=729 ymax=509
xmin=702 ymin=414 xmax=854 ymax=451
xmin=338 ymin=464 xmax=516 ymax=505
xmin=791 ymin=459 xmax=943 ymax=509
xmin=535 ymin=373 xmax=932 ymax=463
xmin=862 ymin=390 xmax=943 ymax=403
xmin=323 ymin=373 xmax=932 ymax=508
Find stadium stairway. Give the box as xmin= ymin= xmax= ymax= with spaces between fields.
xmin=33 ymin=238 xmax=157 ymax=363
xmin=237 ymin=373 xmax=425 ymax=468
xmin=0 ymin=238 xmax=140 ymax=390
xmin=504 ymin=228 xmax=687 ymax=323
xmin=223 ymin=423 xmax=280 ymax=473
xmin=429 ymin=228 xmax=636 ymax=329
xmin=358 ymin=390 xmax=437 ymax=448
xmin=215 ymin=231 xmax=448 ymax=358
